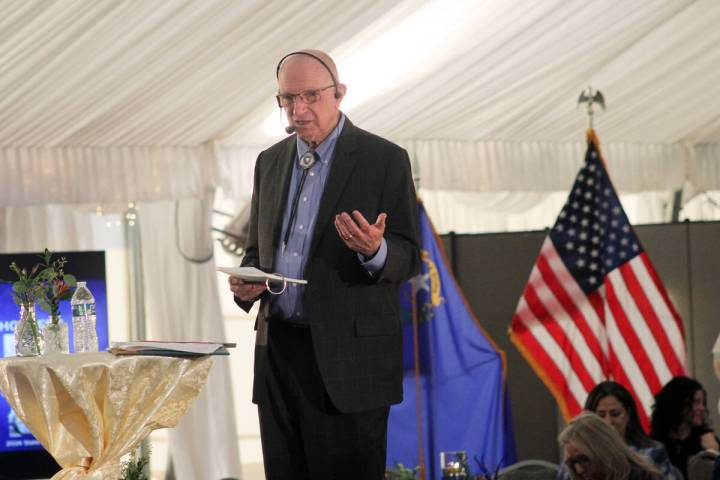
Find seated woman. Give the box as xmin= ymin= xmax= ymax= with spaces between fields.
xmin=557 ymin=381 xmax=675 ymax=480
xmin=559 ymin=411 xmax=662 ymax=480
xmin=651 ymin=376 xmax=720 ymax=479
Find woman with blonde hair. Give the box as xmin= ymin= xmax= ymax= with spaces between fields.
xmin=559 ymin=412 xmax=662 ymax=480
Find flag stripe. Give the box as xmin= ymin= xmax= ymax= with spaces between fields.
xmin=509 ymin=324 xmax=580 ymax=420
xmin=522 ymin=276 xmax=597 ymax=393
xmin=603 ymin=284 xmax=656 ymax=413
xmin=635 ymin=254 xmax=687 ymax=370
xmin=511 ymin=299 xmax=584 ymax=414
xmin=543 ymin=240 xmax=609 ymax=362
xmin=604 ymin=275 xmax=663 ymax=393
xmin=621 ymin=256 xmax=684 ymax=378
xmin=603 ymin=339 xmax=651 ymax=427
xmin=536 ymin=247 xmax=604 ymax=383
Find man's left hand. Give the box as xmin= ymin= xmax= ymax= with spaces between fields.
xmin=334 ymin=211 xmax=386 ymax=258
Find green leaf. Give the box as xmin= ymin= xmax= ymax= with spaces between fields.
xmin=37 ymin=267 xmax=53 ymax=280
xmin=37 ymin=299 xmax=52 ymax=314
xmin=10 ymin=292 xmax=23 ymax=305
xmin=63 ymin=274 xmax=77 ymax=286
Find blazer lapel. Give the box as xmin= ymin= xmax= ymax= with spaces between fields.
xmin=268 ymin=139 xmax=296 ymax=263
xmin=309 ymin=119 xmax=360 ymax=259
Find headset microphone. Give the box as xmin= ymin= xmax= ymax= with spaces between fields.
xmin=277 ymin=50 xmax=342 ymax=101
xmin=281 ymin=106 xmax=296 ymax=134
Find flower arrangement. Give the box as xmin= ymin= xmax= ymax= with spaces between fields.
xmin=36 ymin=249 xmax=76 ymax=324
xmin=5 ymin=249 xmax=76 ymax=355
xmin=386 ymin=463 xmax=420 ymax=479
xmin=8 ymin=249 xmax=76 ymax=319
xmin=7 ymin=261 xmax=49 ymax=307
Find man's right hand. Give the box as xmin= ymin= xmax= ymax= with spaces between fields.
xmin=228 ymin=276 xmax=266 ymax=302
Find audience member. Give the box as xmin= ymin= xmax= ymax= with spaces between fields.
xmin=651 ymin=376 xmax=720 ymax=479
xmin=557 ymin=381 xmax=675 ymax=480
xmin=559 ymin=411 xmax=662 ymax=480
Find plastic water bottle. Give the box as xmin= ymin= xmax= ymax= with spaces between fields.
xmin=71 ymin=281 xmax=98 ymax=353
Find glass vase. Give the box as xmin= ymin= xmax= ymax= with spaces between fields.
xmin=15 ymin=304 xmax=43 ymax=356
xmin=42 ymin=315 xmax=69 ymax=354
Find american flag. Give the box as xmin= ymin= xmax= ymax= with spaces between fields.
xmin=509 ymin=132 xmax=687 ymax=428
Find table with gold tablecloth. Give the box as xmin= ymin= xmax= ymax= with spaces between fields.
xmin=0 ymin=352 xmax=213 ymax=479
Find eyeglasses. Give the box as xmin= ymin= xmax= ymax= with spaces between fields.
xmin=565 ymin=455 xmax=591 ymax=471
xmin=276 ymin=85 xmax=335 ymax=108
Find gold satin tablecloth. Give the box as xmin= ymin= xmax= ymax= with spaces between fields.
xmin=0 ymin=352 xmax=213 ymax=479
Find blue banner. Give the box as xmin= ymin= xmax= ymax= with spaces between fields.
xmin=387 ymin=202 xmax=516 ymax=479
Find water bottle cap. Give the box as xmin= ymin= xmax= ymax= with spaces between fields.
xmin=77 ymin=281 xmax=86 ymax=286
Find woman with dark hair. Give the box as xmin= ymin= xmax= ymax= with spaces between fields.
xmin=651 ymin=376 xmax=720 ymax=479
xmin=558 ymin=381 xmax=675 ymax=480
xmin=559 ymin=412 xmax=662 ymax=480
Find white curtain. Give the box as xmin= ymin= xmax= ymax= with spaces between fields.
xmin=0 ymin=146 xmax=216 ymax=207
xmin=0 ymin=204 xmax=98 ymax=252
xmin=398 ymin=139 xmax=693 ymax=193
xmin=137 ymin=195 xmax=242 ymax=480
xmin=417 ymin=189 xmax=672 ymax=234
xmin=681 ymin=191 xmax=720 ymax=221
xmin=215 ymin=145 xmax=260 ymax=206
xmin=217 ymin=141 xmax=683 ymax=234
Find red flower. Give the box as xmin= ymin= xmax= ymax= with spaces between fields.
xmin=53 ymin=279 xmax=69 ymax=297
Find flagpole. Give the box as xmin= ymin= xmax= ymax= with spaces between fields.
xmin=577 ymin=86 xmax=605 ymax=131
xmin=411 ymin=247 xmax=427 ymax=480
xmin=409 ymin=150 xmax=427 ymax=479
xmin=578 ymin=86 xmax=607 ymax=167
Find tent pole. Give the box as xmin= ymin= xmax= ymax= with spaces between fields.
xmin=125 ymin=202 xmax=152 ymax=478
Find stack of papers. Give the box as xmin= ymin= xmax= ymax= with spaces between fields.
xmin=109 ymin=341 xmax=236 ymax=357
xmin=217 ymin=266 xmax=307 ymax=285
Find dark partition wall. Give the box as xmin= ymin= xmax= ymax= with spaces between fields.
xmin=440 ymin=221 xmax=719 ymax=462
xmin=451 ymin=230 xmax=557 ymax=461
xmin=636 ymin=223 xmax=693 ymax=368
xmin=686 ymin=222 xmax=720 ymax=436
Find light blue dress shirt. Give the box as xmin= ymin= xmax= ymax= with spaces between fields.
xmin=271 ymin=113 xmax=387 ymax=323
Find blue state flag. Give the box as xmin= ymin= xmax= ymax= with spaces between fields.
xmin=387 ymin=201 xmax=516 ymax=479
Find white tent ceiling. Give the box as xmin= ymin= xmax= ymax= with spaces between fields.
xmin=1 ymin=0 xmax=720 ymax=228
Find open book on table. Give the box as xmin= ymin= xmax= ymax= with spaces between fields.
xmin=109 ymin=341 xmax=236 ymax=357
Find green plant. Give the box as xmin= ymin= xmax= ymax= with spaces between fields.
xmin=7 ymin=261 xmax=50 ymax=307
xmin=6 ymin=257 xmax=51 ymax=354
xmin=120 ymin=446 xmax=150 ymax=480
xmin=35 ymin=249 xmax=76 ymax=324
xmin=6 ymin=250 xmax=75 ymax=312
xmin=3 ymin=250 xmax=76 ymax=354
xmin=386 ymin=463 xmax=419 ymax=480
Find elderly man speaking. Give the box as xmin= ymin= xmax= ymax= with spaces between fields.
xmin=229 ymin=49 xmax=420 ymax=479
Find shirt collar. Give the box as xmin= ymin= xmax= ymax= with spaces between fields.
xmin=296 ymin=113 xmax=346 ymax=166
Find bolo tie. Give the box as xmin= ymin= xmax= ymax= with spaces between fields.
xmin=281 ymin=149 xmax=319 ymax=254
